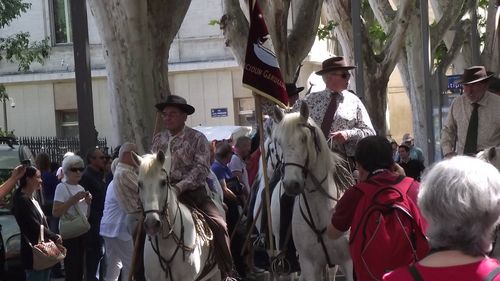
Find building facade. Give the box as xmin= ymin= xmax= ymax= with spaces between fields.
xmin=0 ymin=0 xmax=412 ymax=148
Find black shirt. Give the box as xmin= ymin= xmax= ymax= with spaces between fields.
xmin=79 ymin=166 xmax=106 ymax=234
xmin=399 ymin=159 xmax=425 ymax=181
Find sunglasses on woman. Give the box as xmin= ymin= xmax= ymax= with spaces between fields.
xmin=70 ymin=167 xmax=85 ymax=172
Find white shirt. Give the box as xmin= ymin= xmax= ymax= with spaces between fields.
xmin=54 ymin=182 xmax=89 ymax=217
xmin=100 ymin=180 xmax=132 ymax=241
xmin=228 ymin=154 xmax=250 ymax=193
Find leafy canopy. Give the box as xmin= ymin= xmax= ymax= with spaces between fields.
xmin=0 ymin=0 xmax=50 ymax=72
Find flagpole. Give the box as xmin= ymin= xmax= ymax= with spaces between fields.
xmin=253 ymin=93 xmax=275 ymax=255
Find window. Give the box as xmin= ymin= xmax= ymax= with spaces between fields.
xmin=58 ymin=111 xmax=78 ymax=137
xmin=52 ymin=0 xmax=72 ymax=44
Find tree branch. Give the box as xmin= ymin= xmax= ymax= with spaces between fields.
xmin=379 ymin=0 xmax=413 ymax=76
xmin=480 ymin=0 xmax=499 ymax=72
xmin=221 ymin=0 xmax=249 ymax=66
xmin=287 ymin=0 xmax=323 ymax=81
xmin=435 ymin=20 xmax=470 ymax=74
xmin=367 ymin=0 xmax=395 ymax=31
xmin=429 ymin=0 xmax=467 ymax=53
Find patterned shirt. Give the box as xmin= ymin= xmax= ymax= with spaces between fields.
xmin=291 ymin=89 xmax=375 ymax=157
xmin=151 ymin=126 xmax=211 ymax=193
xmin=441 ymin=91 xmax=500 ymax=155
xmin=113 ymin=162 xmax=140 ymax=214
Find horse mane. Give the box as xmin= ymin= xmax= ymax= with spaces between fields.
xmin=274 ymin=112 xmax=354 ymax=191
xmin=137 ymin=153 xmax=164 ymax=178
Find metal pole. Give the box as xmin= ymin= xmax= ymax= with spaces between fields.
xmin=469 ymin=0 xmax=481 ymax=65
xmin=420 ymin=0 xmax=435 ymax=163
xmin=3 ymin=98 xmax=7 ymax=132
xmin=351 ymin=0 xmax=365 ymax=100
xmin=70 ymin=0 xmax=97 ymax=154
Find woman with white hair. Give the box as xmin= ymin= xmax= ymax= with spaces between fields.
xmin=52 ymin=155 xmax=92 ymax=281
xmin=384 ymin=156 xmax=500 ymax=280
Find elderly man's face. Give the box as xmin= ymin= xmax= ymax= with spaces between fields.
xmin=463 ymin=82 xmax=487 ymax=103
xmin=323 ymin=71 xmax=351 ymax=93
xmin=161 ymin=106 xmax=187 ymax=134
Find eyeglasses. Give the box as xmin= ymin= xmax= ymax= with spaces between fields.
xmin=69 ymin=167 xmax=85 ymax=172
xmin=160 ymin=111 xmax=182 ymax=118
xmin=330 ymin=73 xmax=351 ymax=79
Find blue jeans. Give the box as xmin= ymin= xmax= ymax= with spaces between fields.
xmin=26 ymin=268 xmax=51 ymax=281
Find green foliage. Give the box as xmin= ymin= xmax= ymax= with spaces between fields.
xmin=366 ymin=22 xmax=387 ymax=53
xmin=317 ymin=20 xmax=338 ymax=41
xmin=0 ymin=0 xmax=30 ymax=28
xmin=0 ymin=0 xmax=50 ymax=72
xmin=208 ymin=19 xmax=220 ymax=26
xmin=433 ymin=41 xmax=448 ymax=67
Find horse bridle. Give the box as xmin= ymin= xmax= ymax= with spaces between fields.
xmin=266 ymin=137 xmax=282 ymax=170
xmin=280 ymin=123 xmax=337 ymax=201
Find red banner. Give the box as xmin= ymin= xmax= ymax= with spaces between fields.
xmin=242 ymin=0 xmax=288 ymax=108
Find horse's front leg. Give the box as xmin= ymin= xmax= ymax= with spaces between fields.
xmin=298 ymin=259 xmax=323 ymax=281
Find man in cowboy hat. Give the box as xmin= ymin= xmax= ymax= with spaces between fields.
xmin=150 ymin=95 xmax=235 ymax=280
xmin=441 ymin=66 xmax=500 ymax=157
xmin=292 ymin=56 xmax=375 ymax=162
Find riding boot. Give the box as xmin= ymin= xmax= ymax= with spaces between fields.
xmin=279 ymin=193 xmax=300 ymax=272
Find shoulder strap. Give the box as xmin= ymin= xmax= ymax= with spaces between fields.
xmin=63 ymin=183 xmax=85 ymax=217
xmin=485 ymin=266 xmax=500 ymax=281
xmin=408 ymin=264 xmax=424 ymax=281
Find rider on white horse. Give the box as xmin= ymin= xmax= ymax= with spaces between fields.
xmin=151 ymin=95 xmax=235 ymax=280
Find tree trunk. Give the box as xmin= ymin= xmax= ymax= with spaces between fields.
xmin=221 ymin=0 xmax=323 ymax=82
xmin=88 ymin=0 xmax=191 ymax=152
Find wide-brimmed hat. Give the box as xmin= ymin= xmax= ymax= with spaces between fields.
xmin=315 ymin=56 xmax=355 ymax=75
xmin=458 ymin=66 xmax=494 ymax=85
xmin=155 ymin=95 xmax=195 ymax=115
xmin=402 ymin=133 xmax=413 ymax=143
xmin=285 ymin=83 xmax=304 ymax=97
xmin=488 ymin=76 xmax=500 ymax=93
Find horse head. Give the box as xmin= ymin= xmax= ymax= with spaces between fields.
xmin=272 ymin=102 xmax=326 ymax=196
xmin=477 ymin=146 xmax=500 ymax=171
xmin=133 ymin=151 xmax=171 ymax=236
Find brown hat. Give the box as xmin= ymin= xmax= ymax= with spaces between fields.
xmin=285 ymin=83 xmax=304 ymax=97
xmin=458 ymin=66 xmax=494 ymax=85
xmin=315 ymin=56 xmax=355 ymax=75
xmin=488 ymin=76 xmax=500 ymax=93
xmin=155 ymin=95 xmax=195 ymax=115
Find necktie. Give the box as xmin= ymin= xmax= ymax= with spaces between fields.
xmin=463 ymin=103 xmax=479 ymax=155
xmin=320 ymin=93 xmax=338 ymax=138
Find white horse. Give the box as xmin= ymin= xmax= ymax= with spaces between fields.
xmin=133 ymin=151 xmax=220 ymax=281
xmin=270 ymin=103 xmax=354 ymax=281
xmin=477 ymin=146 xmax=500 ymax=259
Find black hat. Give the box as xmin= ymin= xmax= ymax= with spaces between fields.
xmin=285 ymin=83 xmax=304 ymax=97
xmin=458 ymin=66 xmax=494 ymax=85
xmin=315 ymin=56 xmax=355 ymax=75
xmin=155 ymin=95 xmax=195 ymax=115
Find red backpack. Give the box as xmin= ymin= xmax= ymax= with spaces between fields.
xmin=349 ymin=175 xmax=429 ymax=281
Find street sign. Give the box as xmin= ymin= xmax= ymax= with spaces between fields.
xmin=447 ymin=75 xmax=462 ymax=90
xmin=211 ymin=107 xmax=228 ymax=118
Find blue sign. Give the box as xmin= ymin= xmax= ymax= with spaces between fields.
xmin=211 ymin=108 xmax=228 ymax=118
xmin=447 ymin=75 xmax=462 ymax=90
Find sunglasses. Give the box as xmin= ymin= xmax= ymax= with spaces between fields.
xmin=70 ymin=167 xmax=85 ymax=172
xmin=330 ymin=73 xmax=351 ymax=79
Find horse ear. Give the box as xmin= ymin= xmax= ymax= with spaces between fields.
xmin=131 ymin=152 xmax=142 ymax=167
xmin=157 ymin=150 xmax=166 ymax=164
xmin=300 ymin=102 xmax=309 ymax=120
xmin=273 ymin=106 xmax=284 ymax=123
xmin=488 ymin=146 xmax=496 ymax=160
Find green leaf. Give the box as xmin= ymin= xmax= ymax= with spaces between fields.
xmin=208 ymin=19 xmax=220 ymax=26
xmin=317 ymin=20 xmax=338 ymax=41
xmin=0 ymin=0 xmax=31 ymax=28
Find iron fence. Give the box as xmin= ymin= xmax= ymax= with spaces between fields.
xmin=18 ymin=136 xmax=109 ymax=164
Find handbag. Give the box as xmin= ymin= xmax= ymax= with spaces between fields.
xmin=31 ymin=225 xmax=66 ymax=270
xmin=59 ymin=184 xmax=91 ymax=239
